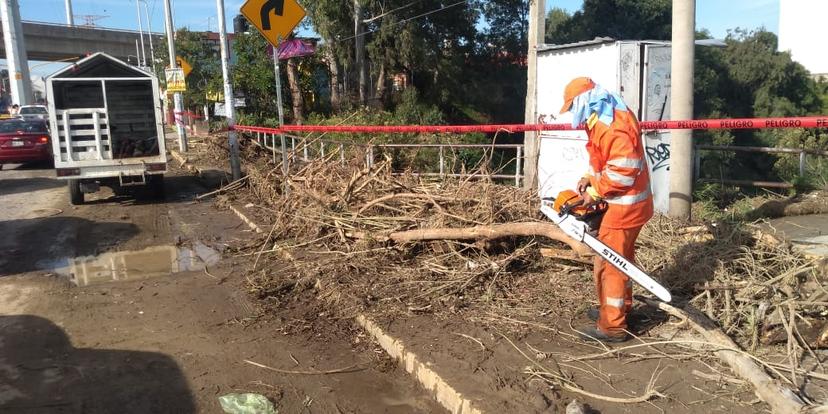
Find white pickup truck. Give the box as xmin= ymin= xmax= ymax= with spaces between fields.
xmin=46 ymin=53 xmax=167 ymax=205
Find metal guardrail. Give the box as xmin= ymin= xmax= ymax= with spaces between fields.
xmin=238 ymin=129 xmax=824 ymax=190
xmin=241 ymin=130 xmax=525 ymax=187
xmin=695 ymin=145 xmax=828 ymax=189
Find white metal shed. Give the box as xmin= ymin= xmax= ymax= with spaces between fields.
xmin=535 ymin=38 xmax=672 ymax=214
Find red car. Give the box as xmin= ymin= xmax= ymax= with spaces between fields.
xmin=0 ymin=119 xmax=51 ymax=169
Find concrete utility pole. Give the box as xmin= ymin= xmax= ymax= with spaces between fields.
xmin=65 ymin=0 xmax=74 ymax=26
xmin=0 ymin=0 xmax=32 ymax=106
xmin=669 ymin=0 xmax=696 ymax=220
xmin=216 ymin=0 xmax=241 ymax=180
xmin=523 ymin=0 xmax=545 ymax=191
xmin=163 ymin=0 xmax=187 ymax=152
xmin=136 ymin=0 xmax=146 ymax=67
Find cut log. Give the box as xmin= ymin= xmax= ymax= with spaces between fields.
xmin=640 ymin=297 xmax=828 ymax=414
xmin=388 ymin=222 xmax=592 ymax=257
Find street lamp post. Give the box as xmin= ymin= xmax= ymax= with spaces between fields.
xmin=215 ymin=0 xmax=241 ymax=180
xmin=135 ymin=0 xmax=146 ymax=67
xmin=65 ymin=0 xmax=73 ymax=26
xmin=139 ymin=0 xmax=156 ymax=72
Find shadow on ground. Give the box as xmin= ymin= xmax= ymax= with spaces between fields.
xmin=0 ymin=314 xmax=195 ymax=413
xmin=0 ymin=177 xmax=64 ymax=197
xmin=0 ymin=217 xmax=139 ymax=276
xmin=84 ymin=174 xmax=226 ymax=206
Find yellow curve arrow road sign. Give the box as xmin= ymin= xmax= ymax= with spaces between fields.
xmin=241 ymin=0 xmax=306 ymax=47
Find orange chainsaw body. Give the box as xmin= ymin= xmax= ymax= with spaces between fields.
xmin=552 ymin=190 xmax=608 ymax=219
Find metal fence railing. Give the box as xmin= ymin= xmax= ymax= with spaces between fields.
xmin=695 ymin=145 xmax=828 ymax=189
xmin=236 ymin=128 xmax=827 ymax=190
xmin=241 ymin=130 xmax=525 ymax=187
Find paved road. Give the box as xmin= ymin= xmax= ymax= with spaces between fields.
xmin=768 ymin=214 xmax=828 ymax=256
xmin=0 ymin=162 xmax=441 ymax=413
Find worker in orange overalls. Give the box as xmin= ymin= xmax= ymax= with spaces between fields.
xmin=560 ymin=77 xmax=654 ymax=343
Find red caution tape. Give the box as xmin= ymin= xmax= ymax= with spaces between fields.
xmin=233 ymin=116 xmax=828 ymax=135
xmin=174 ymin=110 xmax=206 ymax=120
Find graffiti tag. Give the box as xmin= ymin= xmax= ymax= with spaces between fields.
xmin=646 ymin=143 xmax=671 ymax=172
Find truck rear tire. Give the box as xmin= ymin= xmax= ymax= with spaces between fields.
xmin=68 ymin=179 xmax=84 ymax=205
xmin=148 ymin=175 xmax=165 ymax=200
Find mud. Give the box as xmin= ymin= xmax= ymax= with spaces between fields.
xmin=0 ymin=158 xmax=444 ymax=413
xmin=48 ymin=242 xmax=221 ymax=287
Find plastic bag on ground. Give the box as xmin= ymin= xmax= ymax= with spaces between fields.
xmin=219 ymin=393 xmax=277 ymax=414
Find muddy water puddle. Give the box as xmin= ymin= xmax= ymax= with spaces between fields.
xmin=50 ymin=242 xmax=221 ymax=287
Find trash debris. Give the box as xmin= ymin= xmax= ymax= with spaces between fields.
xmin=565 ymin=400 xmax=587 ymax=414
xmin=219 ymin=393 xmax=277 ymax=414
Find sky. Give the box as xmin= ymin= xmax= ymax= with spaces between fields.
xmin=13 ymin=0 xmax=781 ymax=76
xmin=550 ymin=0 xmax=779 ymax=36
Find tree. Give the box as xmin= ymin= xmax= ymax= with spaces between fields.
xmin=232 ymin=32 xmax=278 ymax=121
xmin=545 ymin=7 xmax=571 ymax=44
xmin=158 ymin=29 xmax=222 ymax=112
xmin=304 ymin=0 xmax=353 ymax=109
xmin=546 ymin=0 xmax=671 ymax=44
xmin=693 ymin=29 xmax=822 ymax=182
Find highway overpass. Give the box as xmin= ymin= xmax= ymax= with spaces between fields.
xmin=0 ymin=21 xmax=163 ymax=62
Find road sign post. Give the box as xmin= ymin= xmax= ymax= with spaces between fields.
xmin=242 ymin=0 xmax=306 ymax=193
xmin=273 ymin=48 xmax=288 ymax=184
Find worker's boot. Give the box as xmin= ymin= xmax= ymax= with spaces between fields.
xmin=586 ymin=307 xmax=649 ymax=331
xmin=578 ymin=326 xmax=630 ymax=343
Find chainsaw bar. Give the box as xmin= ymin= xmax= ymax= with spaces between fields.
xmin=541 ymin=202 xmax=672 ymax=303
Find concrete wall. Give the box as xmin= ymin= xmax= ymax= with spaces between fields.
xmin=0 ymin=22 xmax=163 ymax=62
xmin=779 ymin=0 xmax=828 ymax=77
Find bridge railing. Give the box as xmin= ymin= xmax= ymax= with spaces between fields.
xmin=235 ymin=127 xmax=828 ymax=190
xmin=695 ymin=145 xmax=828 ymax=189
xmin=239 ymin=130 xmax=525 ymax=187
xmin=21 ymin=20 xmax=164 ymax=36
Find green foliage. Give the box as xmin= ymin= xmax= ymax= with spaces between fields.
xmin=694 ymin=29 xmax=823 ymax=184
xmin=301 ymin=0 xmax=528 ymax=125
xmin=158 ymin=29 xmax=222 ymax=109
xmin=546 ymin=7 xmax=571 ymax=42
xmin=231 ymin=32 xmax=279 ymax=122
xmin=546 ymin=0 xmax=671 ymax=44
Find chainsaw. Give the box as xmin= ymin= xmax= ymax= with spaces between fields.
xmin=541 ymin=190 xmax=672 ymax=303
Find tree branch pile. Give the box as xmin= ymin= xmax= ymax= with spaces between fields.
xmin=212 ymin=138 xmax=828 ymax=409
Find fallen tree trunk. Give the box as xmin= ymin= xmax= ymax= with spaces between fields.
xmin=641 ymin=297 xmax=828 ymax=414
xmin=388 ymin=222 xmax=592 ymax=257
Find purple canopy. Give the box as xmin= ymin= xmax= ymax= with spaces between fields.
xmin=267 ymin=39 xmax=316 ymax=60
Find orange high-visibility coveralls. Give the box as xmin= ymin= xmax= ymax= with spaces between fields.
xmin=562 ymin=78 xmax=654 ymax=336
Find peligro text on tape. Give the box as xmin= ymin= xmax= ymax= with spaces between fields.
xmin=232 ymin=116 xmax=828 ymax=135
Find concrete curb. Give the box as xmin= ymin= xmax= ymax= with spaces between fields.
xmin=224 ymin=202 xmax=483 ymax=414
xmin=228 ymin=205 xmax=264 ymax=234
xmin=356 ymin=315 xmax=483 ymax=414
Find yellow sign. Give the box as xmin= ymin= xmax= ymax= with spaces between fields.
xmin=165 ymin=68 xmax=187 ymax=93
xmin=206 ymin=90 xmax=224 ymax=102
xmin=241 ymin=0 xmax=306 ymax=47
xmin=176 ymin=56 xmax=193 ymax=77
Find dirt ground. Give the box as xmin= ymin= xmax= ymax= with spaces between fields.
xmin=207 ymin=135 xmax=828 ymax=413
xmin=0 ymin=160 xmax=443 ymax=413
xmin=15 ymin=131 xmax=823 ymax=414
